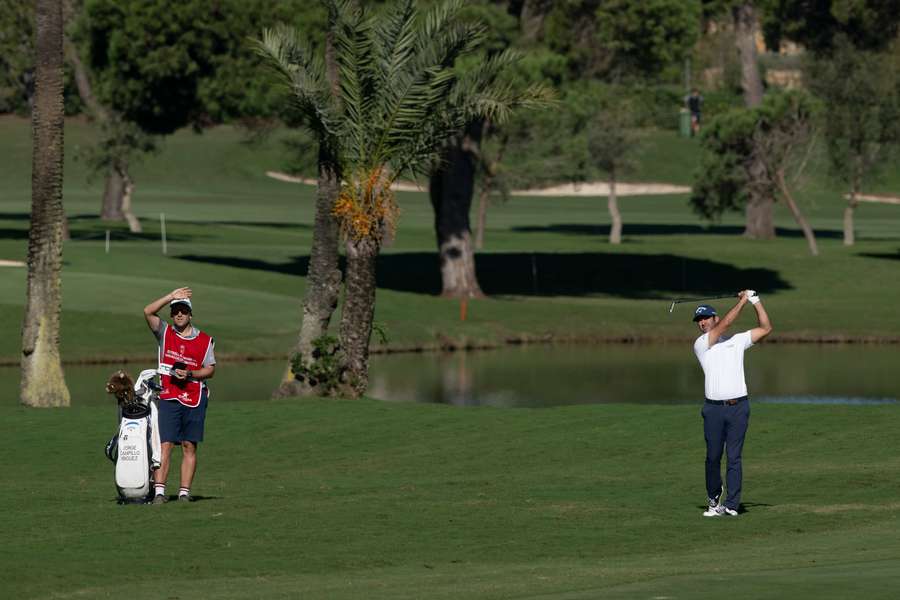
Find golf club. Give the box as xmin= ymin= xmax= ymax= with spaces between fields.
xmin=668 ymin=293 xmax=739 ymax=314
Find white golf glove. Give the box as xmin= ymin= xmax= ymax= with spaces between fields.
xmin=745 ymin=290 xmax=760 ymax=305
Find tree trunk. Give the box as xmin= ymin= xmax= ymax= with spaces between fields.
xmin=844 ymin=189 xmax=858 ymax=246
xmin=429 ymin=122 xmax=484 ymax=298
xmin=743 ymin=194 xmax=775 ymax=239
xmin=338 ymin=238 xmax=379 ymax=398
xmin=733 ymin=1 xmax=764 ymax=109
xmin=101 ymin=168 xmax=125 ymax=220
xmin=120 ymin=170 xmax=142 ymax=233
xmin=744 ymin=150 xmax=775 ymax=239
xmin=734 ymin=1 xmax=774 ymax=239
xmin=776 ymin=169 xmax=817 ymax=256
xmin=272 ymin=153 xmax=343 ymax=398
xmin=474 ymin=126 xmax=506 ymax=251
xmin=22 ymin=0 xmax=70 ymax=408
xmin=65 ymin=25 xmax=132 ymax=225
xmin=518 ymin=0 xmax=553 ymax=42
xmin=474 ymin=186 xmax=489 ymax=250
xmin=608 ymin=171 xmax=622 ymax=244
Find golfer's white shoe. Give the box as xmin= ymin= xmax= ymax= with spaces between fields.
xmin=703 ymin=505 xmax=738 ymax=517
xmin=707 ymin=487 xmax=723 ymax=510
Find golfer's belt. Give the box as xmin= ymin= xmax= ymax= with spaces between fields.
xmin=704 ymin=396 xmax=748 ymax=406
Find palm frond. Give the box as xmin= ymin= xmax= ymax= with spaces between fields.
xmin=253 ymin=26 xmax=337 ymax=137
xmin=372 ymin=0 xmax=418 ymax=89
xmin=331 ymin=2 xmax=379 ymax=168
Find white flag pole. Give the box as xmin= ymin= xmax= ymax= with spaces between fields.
xmin=160 ymin=213 xmax=167 ymax=255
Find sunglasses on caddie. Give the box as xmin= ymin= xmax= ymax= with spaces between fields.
xmin=171 ymin=306 xmax=191 ymax=316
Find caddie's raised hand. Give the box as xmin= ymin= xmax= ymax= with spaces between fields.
xmin=170 ymin=287 xmax=192 ymax=301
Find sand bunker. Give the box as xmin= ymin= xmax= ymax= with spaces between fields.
xmin=266 ymin=171 xmax=690 ymax=197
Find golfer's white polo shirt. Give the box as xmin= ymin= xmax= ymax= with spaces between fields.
xmin=694 ymin=331 xmax=753 ymax=401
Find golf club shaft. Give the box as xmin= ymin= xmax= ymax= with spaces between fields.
xmin=668 ymin=293 xmax=739 ymax=313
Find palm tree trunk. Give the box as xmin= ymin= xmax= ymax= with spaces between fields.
xmin=608 ymin=171 xmax=622 ymax=244
xmin=338 ymin=237 xmax=379 ymax=398
xmin=273 ymin=154 xmax=343 ymax=398
xmin=429 ymin=123 xmax=484 ymax=298
xmin=776 ymin=169 xmax=817 ymax=256
xmin=23 ymin=0 xmax=70 ymax=408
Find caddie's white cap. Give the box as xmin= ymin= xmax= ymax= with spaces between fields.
xmin=170 ymin=298 xmax=192 ymax=311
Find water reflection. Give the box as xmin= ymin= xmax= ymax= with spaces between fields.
xmin=368 ymin=344 xmax=900 ymax=408
xmin=1 ymin=344 xmax=897 ymax=408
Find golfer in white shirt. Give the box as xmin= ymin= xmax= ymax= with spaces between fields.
xmin=693 ymin=290 xmax=772 ymax=517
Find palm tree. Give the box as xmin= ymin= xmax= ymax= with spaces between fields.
xmin=257 ymin=0 xmax=549 ymax=397
xmin=22 ymin=0 xmax=71 ymax=407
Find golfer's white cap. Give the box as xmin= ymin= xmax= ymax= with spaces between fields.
xmin=170 ymin=298 xmax=192 ymax=311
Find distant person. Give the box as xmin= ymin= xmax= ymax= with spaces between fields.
xmin=685 ymin=88 xmax=703 ymax=136
xmin=144 ymin=287 xmax=216 ymax=504
xmin=692 ymin=290 xmax=772 ymax=517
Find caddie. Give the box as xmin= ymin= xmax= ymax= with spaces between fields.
xmin=692 ymin=289 xmax=772 ymax=517
xmin=143 ymin=287 xmax=216 ymax=503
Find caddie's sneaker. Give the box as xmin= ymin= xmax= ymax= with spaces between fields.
xmin=178 ymin=494 xmax=192 ymax=503
xmin=152 ymin=494 xmax=168 ymax=504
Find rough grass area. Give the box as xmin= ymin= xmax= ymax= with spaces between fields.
xmin=1 ymin=399 xmax=899 ymax=599
xmin=1 ymin=117 xmax=899 ymax=363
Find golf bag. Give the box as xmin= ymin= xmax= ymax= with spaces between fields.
xmin=104 ymin=369 xmax=162 ymax=504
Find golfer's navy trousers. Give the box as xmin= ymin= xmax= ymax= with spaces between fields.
xmin=702 ymin=399 xmax=750 ymax=510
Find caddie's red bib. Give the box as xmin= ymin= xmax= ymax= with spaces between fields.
xmin=158 ymin=325 xmax=212 ymax=408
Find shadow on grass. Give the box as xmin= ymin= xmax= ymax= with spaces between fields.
xmin=207 ymin=221 xmax=311 ymax=230
xmin=178 ymin=251 xmax=792 ymax=299
xmin=858 ymin=251 xmax=900 ymax=261
xmin=512 ymin=223 xmax=846 ymax=239
xmin=0 ymin=228 xmax=28 ymax=240
xmin=0 ymin=212 xmax=31 ymax=221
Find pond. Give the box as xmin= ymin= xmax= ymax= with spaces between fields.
xmin=1 ymin=344 xmax=897 ymax=408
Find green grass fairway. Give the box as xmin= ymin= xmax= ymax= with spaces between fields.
xmin=2 ymin=399 xmax=899 ymax=599
xmin=1 ymin=116 xmax=900 ymax=364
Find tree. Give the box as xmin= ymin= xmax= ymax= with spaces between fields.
xmin=0 ymin=0 xmax=36 ymax=113
xmin=258 ymin=0 xmax=547 ymax=396
xmin=691 ymin=90 xmax=821 ymax=255
xmin=585 ymin=100 xmax=641 ymax=245
xmin=272 ymin=6 xmax=342 ymax=399
xmin=760 ymin=0 xmax=900 ymax=54
xmin=806 ymin=38 xmax=900 ymax=246
xmin=594 ymin=0 xmax=701 ymax=78
xmin=751 ymin=90 xmax=821 ymax=255
xmin=22 ymin=0 xmax=71 ymax=407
